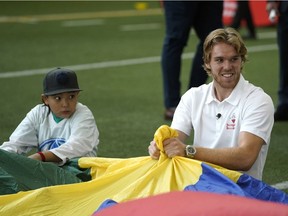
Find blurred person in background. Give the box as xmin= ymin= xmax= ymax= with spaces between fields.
xmin=266 ymin=1 xmax=288 ymax=121
xmin=161 ymin=1 xmax=223 ymax=120
xmin=230 ymin=0 xmax=257 ymax=40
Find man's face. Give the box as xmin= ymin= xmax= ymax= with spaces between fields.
xmin=43 ymin=92 xmax=79 ymax=118
xmin=205 ymin=42 xmax=242 ymax=91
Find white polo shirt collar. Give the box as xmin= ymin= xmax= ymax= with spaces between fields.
xmin=206 ymin=74 xmax=245 ymax=106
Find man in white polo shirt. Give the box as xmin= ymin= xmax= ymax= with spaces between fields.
xmin=148 ymin=28 xmax=274 ymax=180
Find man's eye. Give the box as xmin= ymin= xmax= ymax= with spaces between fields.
xmin=232 ymin=57 xmax=240 ymax=62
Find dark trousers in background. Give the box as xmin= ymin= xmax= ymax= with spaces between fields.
xmin=277 ymin=4 xmax=288 ymax=106
xmin=161 ymin=1 xmax=223 ymax=109
xmin=230 ymin=0 xmax=256 ymax=38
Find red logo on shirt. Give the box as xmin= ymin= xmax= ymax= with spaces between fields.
xmin=226 ymin=114 xmax=236 ymax=130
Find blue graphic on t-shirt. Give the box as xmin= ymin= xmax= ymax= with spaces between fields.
xmin=39 ymin=138 xmax=66 ymax=151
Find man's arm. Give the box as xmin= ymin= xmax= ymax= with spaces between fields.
xmin=163 ymin=130 xmax=264 ymax=171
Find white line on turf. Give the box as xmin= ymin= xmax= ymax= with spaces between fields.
xmin=0 ymin=44 xmax=278 ymax=79
xmin=62 ymin=19 xmax=105 ymax=27
xmin=120 ymin=23 xmax=161 ymax=31
xmin=257 ymin=31 xmax=277 ymax=39
xmin=0 ymin=9 xmax=163 ymax=24
xmin=272 ymin=181 xmax=288 ymax=190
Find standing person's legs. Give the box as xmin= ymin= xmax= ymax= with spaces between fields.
xmin=274 ymin=11 xmax=288 ymax=121
xmin=161 ymin=1 xmax=194 ymax=119
xmin=230 ymin=0 xmax=242 ymax=30
xmin=189 ymin=1 xmax=223 ymax=88
xmin=243 ymin=1 xmax=256 ymax=38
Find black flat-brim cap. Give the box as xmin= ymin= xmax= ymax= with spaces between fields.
xmin=43 ymin=68 xmax=82 ymax=96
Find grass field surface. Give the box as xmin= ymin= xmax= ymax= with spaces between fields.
xmin=0 ymin=1 xmax=287 ymax=192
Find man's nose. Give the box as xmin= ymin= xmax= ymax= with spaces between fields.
xmin=223 ymin=60 xmax=233 ymax=70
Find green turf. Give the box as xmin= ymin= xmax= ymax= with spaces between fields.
xmin=0 ymin=1 xmax=287 ymax=192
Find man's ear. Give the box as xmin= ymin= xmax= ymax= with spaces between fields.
xmin=205 ymin=63 xmax=211 ymax=70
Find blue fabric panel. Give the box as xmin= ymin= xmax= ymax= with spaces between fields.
xmin=237 ymin=174 xmax=288 ymax=204
xmin=184 ymin=163 xmax=245 ymax=196
xmin=95 ymin=199 xmax=118 ymax=213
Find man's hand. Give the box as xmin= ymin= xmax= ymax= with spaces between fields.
xmin=148 ymin=140 xmax=160 ymax=159
xmin=163 ymin=138 xmax=186 ymax=158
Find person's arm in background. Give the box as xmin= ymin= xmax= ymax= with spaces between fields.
xmin=266 ymin=1 xmax=279 ymax=19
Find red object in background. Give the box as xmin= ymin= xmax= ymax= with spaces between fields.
xmin=95 ymin=191 xmax=288 ymax=216
xmin=223 ymin=0 xmax=275 ymax=27
xmin=223 ymin=0 xmax=237 ymax=25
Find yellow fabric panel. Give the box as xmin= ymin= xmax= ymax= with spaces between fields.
xmin=213 ymin=163 xmax=241 ymax=182
xmin=0 ymin=157 xmax=202 ymax=216
xmin=0 ymin=125 xmax=241 ymax=216
xmin=153 ymin=125 xmax=241 ymax=182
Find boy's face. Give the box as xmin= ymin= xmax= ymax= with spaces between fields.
xmin=42 ymin=91 xmax=79 ymax=118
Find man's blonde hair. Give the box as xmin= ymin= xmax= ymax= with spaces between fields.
xmin=202 ymin=27 xmax=248 ymax=74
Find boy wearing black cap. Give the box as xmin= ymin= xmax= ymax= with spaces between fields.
xmin=0 ymin=68 xmax=99 ymax=194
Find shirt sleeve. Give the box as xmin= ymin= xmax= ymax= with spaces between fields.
xmin=171 ymin=87 xmax=207 ymax=137
xmin=171 ymin=94 xmax=193 ymax=136
xmin=0 ymin=105 xmax=42 ymax=154
xmin=240 ymin=89 xmax=274 ymax=145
